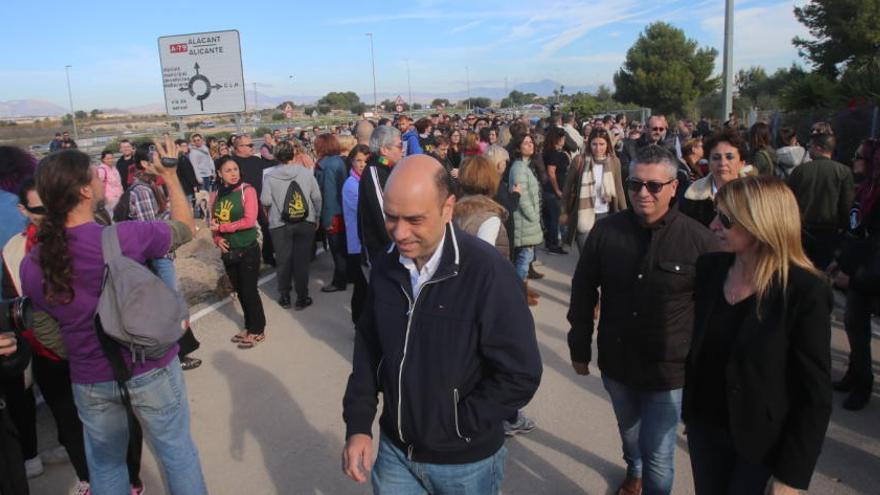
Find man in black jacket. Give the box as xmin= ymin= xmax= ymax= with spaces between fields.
xmin=232 ymin=134 xmax=275 ymax=266
xmin=357 ymin=125 xmax=402 ymax=268
xmin=567 ymin=145 xmax=717 ymax=495
xmin=1 ymin=331 xmax=31 ymax=495
xmin=342 ymin=155 xmax=542 ymax=493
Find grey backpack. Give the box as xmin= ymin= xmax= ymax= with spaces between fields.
xmin=95 ymin=224 xmax=188 ymax=362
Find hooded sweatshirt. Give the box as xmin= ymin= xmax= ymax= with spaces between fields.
xmin=776 ymin=145 xmax=811 ymax=177
xmin=260 ymin=163 xmax=322 ymax=229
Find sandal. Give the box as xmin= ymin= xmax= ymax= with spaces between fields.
xmin=231 ymin=331 xmax=248 ymax=343
xmin=237 ymin=333 xmax=265 ymax=349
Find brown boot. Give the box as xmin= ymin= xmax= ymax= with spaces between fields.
xmin=524 ymin=281 xmax=538 ymax=306
xmin=527 ymin=262 xmax=544 ymax=280
xmin=526 ymin=282 xmax=541 ymax=299
xmin=617 ymin=475 xmax=642 ymax=495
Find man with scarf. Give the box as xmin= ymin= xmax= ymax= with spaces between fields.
xmin=357 ymin=126 xmax=403 ymax=268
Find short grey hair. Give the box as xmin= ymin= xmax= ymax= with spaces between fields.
xmin=369 ymin=126 xmax=401 ymax=153
xmin=632 ymin=144 xmax=678 ymax=180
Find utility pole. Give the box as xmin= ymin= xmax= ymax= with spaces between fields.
xmin=64 ymin=65 xmax=78 ymax=140
xmin=721 ymin=0 xmax=735 ymax=123
xmin=253 ymin=82 xmax=258 ymax=113
xmin=366 ymin=33 xmax=378 ymax=110
xmin=405 ymin=59 xmax=413 ymax=110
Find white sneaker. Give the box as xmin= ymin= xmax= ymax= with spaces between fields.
xmin=70 ymin=480 xmax=91 ymax=495
xmin=41 ymin=445 xmax=70 ymax=464
xmin=24 ymin=456 xmax=44 ymax=478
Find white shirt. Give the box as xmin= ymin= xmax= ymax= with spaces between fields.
xmin=592 ymin=162 xmax=609 ymax=214
xmin=399 ymin=227 xmax=446 ymax=299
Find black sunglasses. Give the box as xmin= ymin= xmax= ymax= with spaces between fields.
xmin=24 ymin=205 xmax=46 ymax=215
xmin=625 ymin=178 xmax=675 ymax=194
xmin=717 ymin=210 xmax=735 ymax=229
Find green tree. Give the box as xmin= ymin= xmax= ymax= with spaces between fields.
xmin=317 ymin=91 xmax=361 ymax=109
xmin=566 ymin=92 xmax=604 ymax=118
xmin=500 ymin=90 xmax=539 ymax=108
xmin=62 ymin=114 xmax=73 ymax=125
xmin=794 ymin=0 xmax=880 ymax=78
xmin=275 ymin=100 xmax=296 ymax=110
xmin=350 ymin=102 xmax=368 ymax=115
xmin=613 ymin=22 xmax=718 ymax=115
xmin=74 ymin=110 xmax=88 ymax=120
xmin=412 ymin=103 xmax=423 ymax=110
xmin=271 ymin=113 xmax=286 ymax=121
xmin=431 ymin=98 xmax=450 ymax=108
xmin=186 ymin=121 xmax=200 ymax=130
xmin=780 ymin=72 xmax=837 ymax=111
xmin=90 ymin=109 xmax=102 ymax=119
xmin=170 ymin=122 xmax=180 ymax=131
xmin=461 ymin=97 xmax=492 ymax=109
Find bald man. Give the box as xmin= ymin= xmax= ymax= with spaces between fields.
xmin=342 ymin=155 xmax=542 ymax=493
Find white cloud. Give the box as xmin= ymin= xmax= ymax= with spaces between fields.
xmin=556 ymin=53 xmax=627 ymax=64
xmin=450 ymin=20 xmax=482 ymax=34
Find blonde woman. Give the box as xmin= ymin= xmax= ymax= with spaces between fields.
xmin=560 ymin=127 xmax=626 ymax=251
xmin=684 ymin=176 xmax=832 ymax=494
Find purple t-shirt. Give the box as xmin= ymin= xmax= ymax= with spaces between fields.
xmin=20 ymin=221 xmax=177 ymax=384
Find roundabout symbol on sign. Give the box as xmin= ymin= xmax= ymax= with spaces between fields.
xmin=179 ymin=62 xmax=223 ymax=111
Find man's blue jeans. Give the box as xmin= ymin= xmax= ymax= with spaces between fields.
xmin=602 ymin=375 xmax=682 ymax=495
xmin=72 ymin=359 xmax=207 ymax=495
xmin=149 ymin=257 xmax=177 ymax=291
xmin=371 ymin=435 xmax=507 ymax=494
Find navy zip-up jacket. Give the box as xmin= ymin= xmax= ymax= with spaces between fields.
xmin=343 ymin=224 xmax=542 ymax=464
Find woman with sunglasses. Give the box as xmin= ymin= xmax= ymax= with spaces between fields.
xmin=828 ymin=138 xmax=880 ymax=410
xmin=560 ymin=127 xmax=626 ymax=252
xmin=684 ymin=175 xmax=832 ymax=494
xmin=680 ymin=128 xmax=754 ymax=227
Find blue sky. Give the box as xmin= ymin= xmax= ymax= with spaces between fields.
xmin=0 ymin=0 xmax=810 ymax=109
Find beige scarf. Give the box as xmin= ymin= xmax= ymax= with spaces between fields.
xmin=577 ymin=158 xmax=617 ymax=233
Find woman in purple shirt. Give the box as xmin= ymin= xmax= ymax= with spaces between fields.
xmin=20 ymin=145 xmax=207 ymax=495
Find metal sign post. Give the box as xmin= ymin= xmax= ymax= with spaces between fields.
xmin=158 ymin=30 xmax=246 ymax=117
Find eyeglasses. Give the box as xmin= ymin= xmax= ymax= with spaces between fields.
xmin=651 ymin=127 xmax=667 ymax=132
xmin=716 ymin=210 xmax=735 ymax=229
xmin=238 ymin=143 xmax=254 ymax=148
xmin=625 ymin=178 xmax=675 ymax=194
xmin=710 ymin=152 xmax=738 ymax=161
xmin=24 ymin=204 xmax=46 ymax=215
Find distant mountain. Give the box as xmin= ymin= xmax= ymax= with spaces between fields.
xmin=0 ymin=99 xmax=68 ymax=118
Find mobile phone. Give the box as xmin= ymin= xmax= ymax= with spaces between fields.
xmin=148 ymin=144 xmax=157 ymax=161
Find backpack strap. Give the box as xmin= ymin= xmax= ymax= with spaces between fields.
xmin=100 ymin=224 xmax=123 ymax=265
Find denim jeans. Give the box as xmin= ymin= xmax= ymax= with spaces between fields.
xmin=149 ymin=257 xmax=177 ymax=291
xmin=542 ymin=192 xmax=562 ymax=248
xmin=513 ymin=246 xmax=535 ymax=281
xmin=372 ymin=435 xmax=507 ymax=495
xmin=72 ymin=358 xmax=207 ymax=495
xmin=198 ymin=176 xmax=215 ymax=192
xmin=602 ymin=375 xmax=682 ymax=495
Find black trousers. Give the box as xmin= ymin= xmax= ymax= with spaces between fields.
xmin=0 ymin=399 xmax=28 ymax=495
xmin=0 ymin=373 xmax=36 ymax=460
xmin=223 ymin=242 xmax=266 ymax=334
xmin=176 ymin=328 xmax=200 ymax=359
xmin=347 ymin=254 xmax=368 ymax=326
xmin=271 ymin=223 xmax=316 ymax=300
xmin=326 ymin=232 xmax=348 ymax=289
xmin=803 ymin=226 xmax=839 ymax=271
xmin=844 ymin=286 xmax=875 ymax=390
xmin=687 ymin=421 xmax=772 ymax=494
xmin=542 ymin=192 xmax=561 ymax=248
xmin=258 ymin=212 xmax=275 ymax=266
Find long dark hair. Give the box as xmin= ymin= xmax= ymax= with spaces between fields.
xmin=34 ymin=150 xmax=93 ymax=304
xmin=0 ymin=146 xmax=38 ymax=194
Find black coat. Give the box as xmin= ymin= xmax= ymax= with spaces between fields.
xmin=567 ymin=208 xmax=718 ymax=390
xmin=0 ymin=335 xmax=30 ymax=495
xmin=683 ymin=252 xmax=832 ymax=490
xmin=343 ymin=225 xmax=542 ymax=464
xmin=357 ymin=156 xmax=394 ymax=266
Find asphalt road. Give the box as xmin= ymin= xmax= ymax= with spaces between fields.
xmin=29 ymin=248 xmax=880 ymax=494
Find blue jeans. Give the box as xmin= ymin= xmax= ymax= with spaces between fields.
xmin=602 ymin=375 xmax=682 ymax=495
xmin=198 ymin=176 xmax=215 ymax=192
xmin=372 ymin=435 xmax=507 ymax=495
xmin=513 ymin=246 xmax=535 ymax=280
xmin=72 ymin=359 xmax=207 ymax=495
xmin=149 ymin=257 xmax=177 ymax=291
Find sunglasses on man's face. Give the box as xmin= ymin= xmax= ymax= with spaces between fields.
xmin=625 ymin=178 xmax=674 ymax=194
xmin=238 ymin=143 xmax=254 ymax=148
xmin=24 ymin=204 xmax=46 ymax=215
xmin=716 ymin=210 xmax=735 ymax=229
xmin=651 ymin=127 xmax=667 ymax=132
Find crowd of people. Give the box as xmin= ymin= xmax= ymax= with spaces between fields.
xmin=0 ymin=106 xmax=876 ymax=494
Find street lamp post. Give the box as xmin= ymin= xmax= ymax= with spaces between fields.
xmin=405 ymin=59 xmax=412 ymax=111
xmin=721 ymin=0 xmax=734 ymax=122
xmin=366 ymin=33 xmax=378 ymax=110
xmin=64 ymin=65 xmax=78 ymax=140
xmin=465 ymin=66 xmax=471 ymax=112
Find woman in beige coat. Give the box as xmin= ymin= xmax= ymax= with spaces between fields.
xmin=561 ymin=127 xmax=627 ymax=251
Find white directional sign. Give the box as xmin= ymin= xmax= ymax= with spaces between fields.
xmin=158 ymin=30 xmax=246 ymax=116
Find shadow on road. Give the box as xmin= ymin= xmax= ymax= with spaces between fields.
xmin=213 ymin=350 xmax=352 ymax=494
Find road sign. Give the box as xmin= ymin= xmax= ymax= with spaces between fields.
xmin=395 ymin=95 xmax=405 ymax=106
xmin=158 ymin=30 xmax=246 ymax=116
xmin=395 ymin=104 xmax=404 ymax=113
xmin=283 ymin=103 xmax=294 ymax=119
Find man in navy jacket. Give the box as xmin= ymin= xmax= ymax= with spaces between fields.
xmin=342 ymin=155 xmax=542 ymax=493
